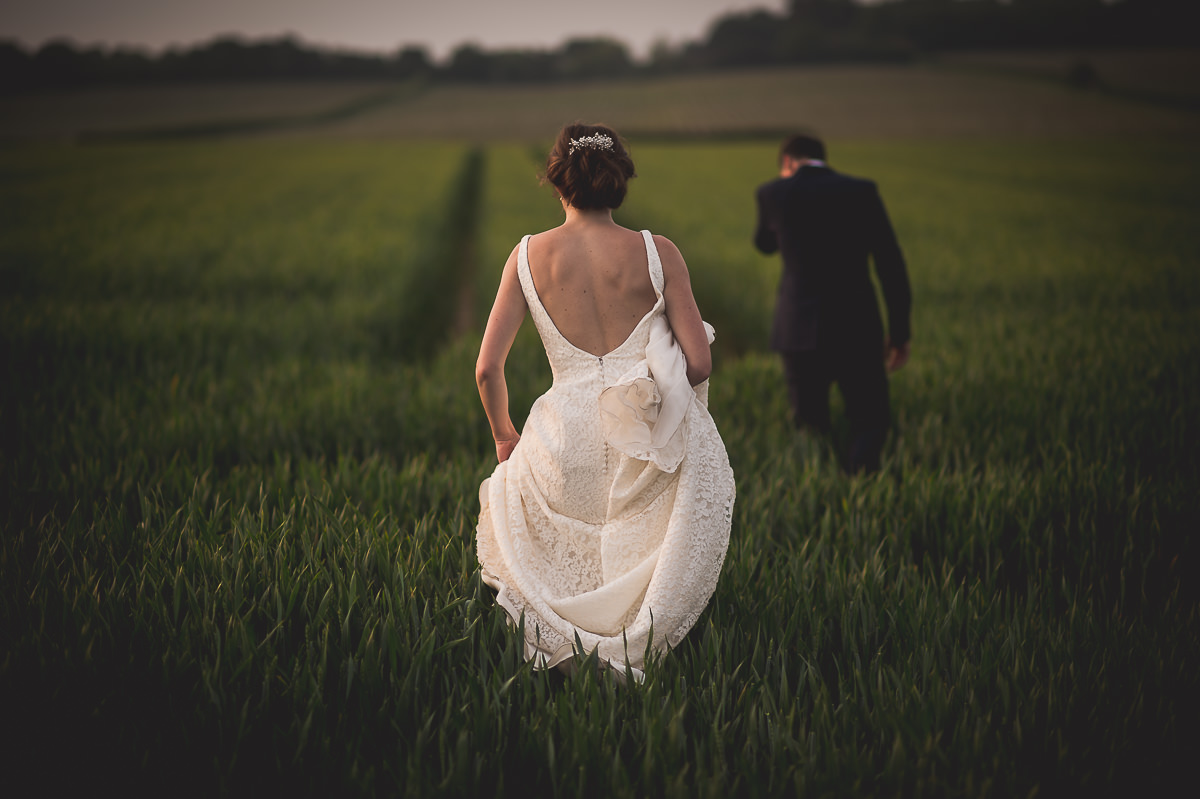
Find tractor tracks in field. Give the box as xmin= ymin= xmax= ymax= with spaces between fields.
xmin=448 ymin=149 xmax=484 ymax=339
xmin=373 ymin=147 xmax=484 ymax=362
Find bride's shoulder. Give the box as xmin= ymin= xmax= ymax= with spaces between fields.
xmin=527 ymin=228 xmax=561 ymax=260
xmin=528 ymin=226 xmax=567 ymax=250
xmin=650 ymin=232 xmax=681 ymax=253
xmin=649 ymin=234 xmax=692 ymax=285
xmin=651 ymin=234 xmax=686 ymax=263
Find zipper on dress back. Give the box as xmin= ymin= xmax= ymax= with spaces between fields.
xmin=598 ymin=355 xmax=610 ymax=484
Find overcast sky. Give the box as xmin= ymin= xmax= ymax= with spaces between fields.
xmin=2 ymin=0 xmax=799 ymax=60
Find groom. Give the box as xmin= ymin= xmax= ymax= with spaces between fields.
xmin=754 ymin=134 xmax=912 ymax=473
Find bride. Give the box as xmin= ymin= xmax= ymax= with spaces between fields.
xmin=474 ymin=123 xmax=735 ymax=680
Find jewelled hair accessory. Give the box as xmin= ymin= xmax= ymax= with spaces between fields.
xmin=568 ymin=133 xmax=614 ymax=156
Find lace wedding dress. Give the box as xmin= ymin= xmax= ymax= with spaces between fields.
xmin=476 ymin=230 xmax=735 ymax=680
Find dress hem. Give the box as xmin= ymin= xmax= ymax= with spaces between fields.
xmin=479 ymin=567 xmax=647 ymax=683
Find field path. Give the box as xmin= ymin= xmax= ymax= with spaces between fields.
xmin=381 ymin=147 xmax=487 ymax=360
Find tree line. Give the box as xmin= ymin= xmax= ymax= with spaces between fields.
xmin=1 ymin=0 xmax=1191 ymax=91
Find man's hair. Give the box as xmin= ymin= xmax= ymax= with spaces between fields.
xmin=780 ymin=134 xmax=826 ymax=163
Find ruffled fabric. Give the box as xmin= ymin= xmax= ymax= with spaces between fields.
xmin=598 ymin=316 xmax=716 ymax=473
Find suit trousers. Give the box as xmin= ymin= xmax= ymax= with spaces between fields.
xmin=781 ymin=347 xmax=890 ymax=473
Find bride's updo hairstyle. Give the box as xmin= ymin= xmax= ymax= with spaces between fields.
xmin=544 ymin=123 xmax=636 ymax=211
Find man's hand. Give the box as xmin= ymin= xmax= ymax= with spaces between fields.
xmin=884 ymin=339 xmax=910 ymax=373
xmin=495 ymin=434 xmax=520 ymax=463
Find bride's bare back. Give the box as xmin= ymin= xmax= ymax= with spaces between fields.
xmin=476 ymin=123 xmax=712 ymax=460
xmin=526 ymin=224 xmax=659 ymax=357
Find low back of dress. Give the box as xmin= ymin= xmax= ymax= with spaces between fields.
xmin=518 ymin=229 xmax=664 ymax=382
xmin=512 ymin=229 xmax=668 ymax=527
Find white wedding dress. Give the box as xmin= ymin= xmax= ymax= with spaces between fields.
xmin=476 ymin=230 xmax=735 ymax=680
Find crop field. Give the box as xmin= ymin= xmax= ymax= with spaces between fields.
xmin=2 ymin=67 xmax=1199 ymax=796
xmin=6 ymin=55 xmax=1200 ymax=143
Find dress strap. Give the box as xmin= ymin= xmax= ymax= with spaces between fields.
xmin=516 ymin=233 xmax=552 ymax=326
xmin=516 ymin=234 xmax=532 ymax=293
xmin=513 ymin=235 xmax=537 ymax=309
xmin=641 ymin=230 xmax=665 ymax=297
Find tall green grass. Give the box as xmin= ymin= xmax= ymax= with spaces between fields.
xmin=620 ymin=141 xmax=780 ymax=358
xmin=1 ymin=138 xmax=1197 ymax=797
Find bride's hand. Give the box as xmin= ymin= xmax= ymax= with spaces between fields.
xmin=495 ymin=434 xmax=520 ymax=463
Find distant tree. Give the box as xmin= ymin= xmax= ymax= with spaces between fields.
xmin=557 ymin=37 xmax=633 ymax=80
xmin=104 ymin=47 xmax=155 ymax=83
xmin=646 ymin=38 xmax=684 ymax=74
xmin=704 ymin=11 xmax=788 ymax=67
xmin=697 ymin=4 xmax=911 ymax=68
xmin=445 ymin=44 xmax=491 ymax=82
xmin=1007 ymin=0 xmax=1108 ymax=47
xmin=863 ymin=0 xmax=1035 ymax=51
xmin=487 ymin=49 xmax=559 ymax=82
xmin=31 ymin=40 xmax=75 ymax=86
xmin=4 ymin=0 xmax=1196 ymax=91
xmin=0 ymin=40 xmax=33 ymax=91
xmin=789 ymin=0 xmax=858 ymax=29
xmin=392 ymin=46 xmax=432 ymax=79
xmin=1101 ymin=0 xmax=1196 ymax=47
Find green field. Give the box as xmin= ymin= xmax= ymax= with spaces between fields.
xmin=5 ymin=55 xmax=1200 ymax=142
xmin=2 ymin=66 xmax=1199 ymax=796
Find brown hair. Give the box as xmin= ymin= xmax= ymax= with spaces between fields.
xmin=780 ymin=134 xmax=826 ymax=162
xmin=543 ymin=123 xmax=636 ymax=211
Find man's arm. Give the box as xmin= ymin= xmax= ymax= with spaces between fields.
xmin=867 ymin=185 xmax=911 ymax=351
xmin=754 ymin=184 xmax=779 ymax=254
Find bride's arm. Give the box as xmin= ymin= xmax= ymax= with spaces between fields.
xmin=655 ymin=235 xmax=712 ymax=387
xmin=476 ymin=244 xmax=528 ymax=462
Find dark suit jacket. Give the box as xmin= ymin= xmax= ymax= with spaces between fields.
xmin=755 ymin=165 xmax=911 ymax=354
